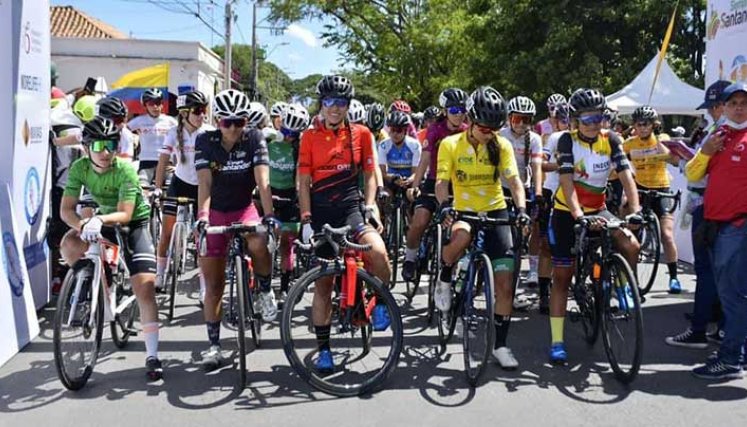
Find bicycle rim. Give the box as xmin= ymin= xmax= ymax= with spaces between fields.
xmin=602 ymin=253 xmax=643 ymax=384
xmin=427 ymin=225 xmax=442 ymax=325
xmin=462 ymin=253 xmax=495 ymax=386
xmin=250 ymin=284 xmax=262 ymax=348
xmin=574 ymin=256 xmax=601 ymax=345
xmin=233 ymin=255 xmax=248 ymax=388
xmin=53 ymin=263 xmax=104 ymax=391
xmin=511 ymin=226 xmax=522 ymax=292
xmin=167 ymin=226 xmax=182 ymax=321
xmin=390 ymin=208 xmax=401 ymax=288
xmin=636 ymin=218 xmax=660 ymax=296
xmin=281 ymin=265 xmax=403 ymax=397
xmin=111 ymin=276 xmax=138 ymax=349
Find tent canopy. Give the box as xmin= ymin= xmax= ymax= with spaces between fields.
xmin=606 ymin=54 xmax=704 ymax=116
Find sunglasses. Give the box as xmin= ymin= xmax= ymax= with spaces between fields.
xmin=474 ymin=123 xmax=498 ymax=134
xmin=510 ymin=115 xmax=533 ymax=125
xmin=388 ymin=126 xmax=408 ymax=134
xmin=635 ymin=121 xmax=653 ymax=127
xmin=447 ymin=106 xmax=466 ymax=115
xmin=577 ymin=114 xmax=605 ymax=125
xmin=280 ymin=127 xmax=300 ymax=138
xmin=90 ymin=139 xmax=119 ymax=153
xmin=190 ymin=106 xmax=207 ymax=115
xmin=220 ymin=118 xmax=247 ymax=128
xmin=321 ymin=97 xmax=350 ymax=108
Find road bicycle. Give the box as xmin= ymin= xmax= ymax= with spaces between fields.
xmin=161 ymin=196 xmax=196 ymax=321
xmin=635 ymin=189 xmax=681 ymax=296
xmin=381 ymin=183 xmax=409 ymax=290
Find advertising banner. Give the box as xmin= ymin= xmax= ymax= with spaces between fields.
xmin=705 ymin=0 xmax=747 ymax=85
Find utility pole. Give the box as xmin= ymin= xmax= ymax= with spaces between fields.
xmin=224 ymin=1 xmax=233 ymax=90
xmin=250 ymin=1 xmax=258 ymax=100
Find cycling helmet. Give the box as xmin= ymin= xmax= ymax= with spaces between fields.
xmin=366 ymin=102 xmax=386 ymax=132
xmin=247 ymin=102 xmax=268 ymax=128
xmin=96 ymin=96 xmax=128 ymax=119
xmin=507 ymin=96 xmax=537 ymax=116
xmin=347 ymin=99 xmax=366 ymax=123
xmin=316 ymin=74 xmax=354 ymax=99
xmin=438 ymin=88 xmax=468 ymax=108
xmin=270 ymin=101 xmax=289 ymax=117
xmin=141 ymin=88 xmax=163 ymax=104
xmin=546 ymin=93 xmax=567 ymax=111
xmin=212 ymin=89 xmax=251 ymax=119
xmin=466 ymin=86 xmax=507 ymax=129
xmin=83 ymin=116 xmax=120 ymax=142
xmin=73 ymin=95 xmax=98 ymax=123
xmin=176 ymin=90 xmax=208 ymax=110
xmin=390 ymin=99 xmax=412 ymax=114
xmin=282 ymin=104 xmax=310 ymax=132
xmin=423 ymin=106 xmax=441 ymax=121
xmin=569 ymin=88 xmax=607 ymax=115
xmin=386 ymin=110 xmax=410 ymax=128
xmin=631 ymin=105 xmax=658 ymax=122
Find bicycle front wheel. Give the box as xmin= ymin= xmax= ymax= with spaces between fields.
xmin=231 ymin=254 xmax=249 ymax=388
xmin=166 ymin=223 xmax=183 ymax=321
xmin=281 ymin=265 xmax=403 ymax=397
xmin=601 ymin=253 xmax=643 ymax=384
xmin=53 ymin=262 xmax=104 ymax=391
xmin=462 ymin=253 xmax=495 ymax=386
xmin=636 ymin=216 xmax=661 ymax=296
xmin=573 ymin=253 xmax=602 ymax=345
xmin=389 ymin=206 xmax=402 ymax=289
xmin=426 ymin=224 xmax=442 ymax=326
xmin=111 ymin=273 xmax=139 ymax=349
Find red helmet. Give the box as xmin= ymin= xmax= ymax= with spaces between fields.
xmin=389 ymin=99 xmax=412 ymax=114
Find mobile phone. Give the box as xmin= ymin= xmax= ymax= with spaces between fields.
xmin=84 ymin=77 xmax=97 ymax=94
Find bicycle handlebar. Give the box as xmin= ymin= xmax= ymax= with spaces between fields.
xmin=160 ymin=196 xmax=195 ymax=204
xmin=448 ymin=210 xmax=515 ymax=227
xmin=294 ymin=224 xmax=372 ymax=253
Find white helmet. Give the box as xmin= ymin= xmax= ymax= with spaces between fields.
xmin=270 ymin=101 xmax=289 ymax=118
xmin=507 ymin=96 xmax=536 ymax=116
xmin=347 ymin=99 xmax=365 ymax=123
xmin=247 ymin=101 xmax=268 ymax=128
xmin=547 ymin=93 xmax=567 ymax=110
xmin=213 ymin=89 xmax=250 ymax=119
xmin=282 ymin=104 xmax=310 ymax=132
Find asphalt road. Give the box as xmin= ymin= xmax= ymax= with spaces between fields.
xmin=1 ymin=263 xmax=746 ymax=427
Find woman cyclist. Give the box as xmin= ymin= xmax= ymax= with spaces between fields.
xmin=127 ymin=88 xmax=177 ymax=187
xmin=96 ymin=96 xmax=138 ymax=163
xmin=366 ymin=102 xmax=389 ymax=144
xmin=434 ymin=86 xmax=531 ymax=370
xmin=194 ymin=89 xmax=277 ymax=371
xmin=59 ymin=116 xmax=162 ymax=381
xmin=270 ymin=101 xmax=289 ymax=130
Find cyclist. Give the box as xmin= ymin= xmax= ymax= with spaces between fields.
xmin=59 ymin=116 xmax=162 ymax=380
xmin=623 ymin=105 xmax=681 ymax=294
xmin=153 ymin=91 xmax=213 ymax=297
xmin=366 ymin=102 xmax=389 ymax=143
xmin=547 ymin=88 xmax=642 ymax=364
xmin=348 ymin=99 xmax=366 ymax=124
xmin=298 ymin=74 xmax=391 ymax=373
xmin=389 ymin=99 xmax=418 ymax=138
xmin=127 ymin=88 xmax=177 ymax=187
xmin=97 ymin=96 xmax=138 ymax=162
xmin=270 ymin=101 xmax=288 ymax=130
xmin=535 ymin=93 xmax=567 ymax=138
xmin=538 ymin=102 xmax=572 ymax=314
xmin=434 ymin=86 xmax=530 ymax=369
xmin=270 ymin=103 xmax=310 ymax=305
xmin=500 ymin=96 xmax=544 ymax=292
xmin=194 ymin=89 xmax=277 ymax=371
xmin=418 ymin=106 xmax=441 ymax=145
xmin=401 ymin=88 xmax=468 ymax=281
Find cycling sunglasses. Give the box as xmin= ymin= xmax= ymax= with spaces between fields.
xmin=321 ymin=97 xmax=350 ymax=108
xmin=220 ymin=118 xmax=247 ymax=129
xmin=90 ymin=139 xmax=119 ymax=153
xmin=635 ymin=121 xmax=653 ymax=127
xmin=190 ymin=106 xmax=207 ymax=115
xmin=145 ymin=100 xmax=162 ymax=107
xmin=447 ymin=106 xmax=466 ymax=115
xmin=280 ymin=127 xmax=300 ymax=139
xmin=388 ymin=126 xmax=408 ymax=134
xmin=577 ymin=114 xmax=605 ymax=125
xmin=474 ymin=123 xmax=498 ymax=134
xmin=510 ymin=115 xmax=533 ymax=125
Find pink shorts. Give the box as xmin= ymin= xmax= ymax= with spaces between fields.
xmin=203 ymin=204 xmax=261 ymax=258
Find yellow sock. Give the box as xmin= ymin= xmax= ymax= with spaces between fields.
xmin=550 ymin=316 xmax=565 ymax=344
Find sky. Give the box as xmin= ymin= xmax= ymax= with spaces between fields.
xmin=51 ymin=0 xmax=342 ymax=79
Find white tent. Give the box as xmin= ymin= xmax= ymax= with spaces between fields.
xmin=606 ymin=54 xmax=704 ymax=116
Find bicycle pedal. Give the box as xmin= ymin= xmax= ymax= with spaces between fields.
xmin=124 ymin=328 xmax=139 ymax=336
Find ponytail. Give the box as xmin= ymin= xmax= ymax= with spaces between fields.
xmin=486 ymin=134 xmax=501 ymax=183
xmin=523 ymin=130 xmax=531 ymax=185
xmin=175 ymin=111 xmax=187 ymax=164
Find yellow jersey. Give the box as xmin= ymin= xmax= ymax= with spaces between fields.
xmin=623 ymin=135 xmax=670 ymax=188
xmin=436 ymin=131 xmax=518 ymax=212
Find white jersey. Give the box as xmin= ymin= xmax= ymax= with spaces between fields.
xmin=542 ymin=131 xmax=563 ymax=193
xmin=118 ymin=127 xmax=138 ymax=162
xmin=127 ymin=114 xmax=177 ymax=162
xmin=498 ymin=127 xmax=543 ymax=187
xmin=377 ymin=136 xmax=421 ymax=178
xmin=159 ymin=123 xmax=215 ymax=185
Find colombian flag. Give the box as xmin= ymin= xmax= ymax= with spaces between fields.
xmin=108 ymin=63 xmax=170 ymax=115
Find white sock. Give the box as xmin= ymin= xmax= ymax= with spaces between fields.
xmin=405 ymin=247 xmax=418 ymax=262
xmin=529 ymin=256 xmax=539 ymax=275
xmin=142 ymin=322 xmax=159 ymax=359
xmin=156 ymin=257 xmax=167 ymax=276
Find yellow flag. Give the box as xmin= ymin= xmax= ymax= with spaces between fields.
xmin=111 ymin=63 xmax=169 ymax=89
xmin=649 ymin=1 xmax=679 ymax=103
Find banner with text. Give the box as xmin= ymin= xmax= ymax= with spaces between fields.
xmin=706 ymin=0 xmax=747 ymax=85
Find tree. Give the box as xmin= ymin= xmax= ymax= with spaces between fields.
xmin=212 ymin=43 xmax=294 ymax=105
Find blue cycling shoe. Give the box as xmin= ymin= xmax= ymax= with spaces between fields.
xmin=668 ymin=278 xmax=682 ymax=294
xmin=549 ymin=342 xmax=567 ymax=365
xmin=372 ymin=304 xmax=391 ymax=331
xmin=315 ymin=348 xmax=334 ymax=374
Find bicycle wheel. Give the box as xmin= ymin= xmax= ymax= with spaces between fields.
xmin=601 ymin=253 xmax=643 ymax=384
xmin=281 ymin=265 xmax=403 ymax=397
xmin=426 ymin=224 xmax=442 ymax=326
xmin=110 ymin=273 xmax=139 ymax=349
xmin=510 ymin=225 xmax=522 ymax=293
xmin=462 ymin=253 xmax=495 ymax=386
xmin=636 ymin=216 xmax=661 ymax=296
xmin=573 ymin=253 xmax=601 ymax=345
xmin=404 ymin=218 xmax=425 ymax=303
xmin=150 ymin=204 xmax=161 ymax=247
xmin=166 ymin=224 xmax=183 ymax=321
xmin=249 ymin=278 xmax=263 ymax=348
xmin=53 ymin=262 xmax=104 ymax=391
xmin=231 ymin=254 xmax=249 ymax=388
xmin=389 ymin=206 xmax=402 ymax=289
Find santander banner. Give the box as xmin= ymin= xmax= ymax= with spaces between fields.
xmin=706 ymin=0 xmax=747 ymax=85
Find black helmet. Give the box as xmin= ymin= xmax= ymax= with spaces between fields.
xmin=97 ymin=96 xmax=128 ymax=119
xmin=386 ymin=110 xmax=410 ymax=128
xmin=423 ymin=106 xmax=441 ymax=121
xmin=83 ymin=116 xmax=120 ymax=143
xmin=177 ymin=90 xmax=208 ymax=110
xmin=439 ymin=88 xmax=468 ymax=108
xmin=631 ymin=105 xmax=658 ymax=122
xmin=466 ymin=86 xmax=507 ymax=129
xmin=555 ymin=103 xmax=571 ymax=122
xmin=141 ymin=88 xmax=164 ymax=104
xmin=569 ymin=88 xmax=606 ymax=115
xmin=316 ymin=74 xmax=354 ymax=99
xmin=366 ymin=102 xmax=386 ymax=131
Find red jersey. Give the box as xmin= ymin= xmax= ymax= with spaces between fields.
xmin=704 ymin=126 xmax=747 ymax=222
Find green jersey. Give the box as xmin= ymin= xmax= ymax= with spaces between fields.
xmin=268 ymin=140 xmax=297 ymax=191
xmin=64 ymin=157 xmax=150 ymax=222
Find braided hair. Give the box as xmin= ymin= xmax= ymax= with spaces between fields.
xmin=175 ymin=111 xmax=187 ymax=164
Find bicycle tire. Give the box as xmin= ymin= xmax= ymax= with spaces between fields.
xmin=166 ymin=223 xmax=183 ymax=321
xmin=637 ymin=216 xmax=661 ymax=296
xmin=462 ymin=253 xmax=495 ymax=386
xmin=53 ymin=262 xmax=104 ymax=391
xmin=249 ymin=279 xmax=263 ymax=348
xmin=281 ymin=265 xmax=403 ymax=397
xmin=232 ymin=254 xmax=248 ymax=388
xmin=150 ymin=204 xmax=161 ymax=248
xmin=389 ymin=206 xmax=401 ymax=289
xmin=601 ymin=253 xmax=643 ymax=384
xmin=511 ymin=225 xmax=522 ymax=293
xmin=426 ymin=224 xmax=442 ymax=326
xmin=404 ymin=221 xmax=424 ymax=303
xmin=110 ymin=271 xmax=138 ymax=349
xmin=574 ymin=252 xmax=601 ymax=345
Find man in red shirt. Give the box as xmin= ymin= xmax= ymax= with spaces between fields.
xmin=685 ymin=82 xmax=747 ymax=380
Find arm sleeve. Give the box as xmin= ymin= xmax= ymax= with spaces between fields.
xmin=424 ymin=125 xmax=439 ymax=154
xmin=685 ymin=150 xmax=711 ymax=182
xmin=435 ymin=139 xmax=453 ymax=181
xmin=159 ymin=127 xmax=177 ymax=156
xmin=498 ymin=137 xmax=519 ymax=180
xmin=359 ymin=127 xmax=376 ymax=172
xmin=378 ymin=141 xmax=388 ymax=166
xmin=609 ymin=132 xmax=631 ymax=173
xmin=62 ymin=159 xmax=84 ymax=198
xmin=194 ymin=134 xmax=211 ymax=171
xmin=118 ymin=162 xmax=141 ymax=203
xmin=556 ymin=133 xmax=575 ymax=175
xmin=297 ymin=132 xmax=312 ymax=176
xmin=411 ymin=139 xmax=422 ymax=168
